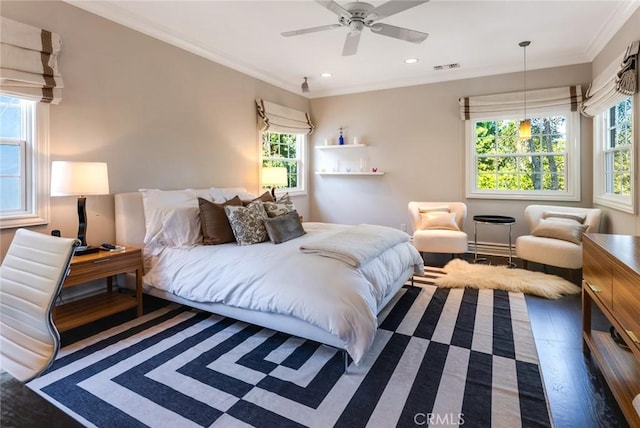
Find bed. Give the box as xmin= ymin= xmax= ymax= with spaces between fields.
xmin=114 ymin=188 xmax=424 ymax=366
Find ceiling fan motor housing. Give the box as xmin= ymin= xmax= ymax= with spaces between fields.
xmin=342 ymin=2 xmax=375 ymax=30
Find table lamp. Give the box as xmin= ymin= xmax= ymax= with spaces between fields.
xmin=50 ymin=161 xmax=110 ymax=255
xmin=261 ymin=166 xmax=287 ymax=199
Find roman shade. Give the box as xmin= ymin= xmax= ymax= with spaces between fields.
xmin=256 ymin=98 xmax=315 ymax=134
xmin=458 ymin=86 xmax=582 ymax=120
xmin=0 ymin=17 xmax=63 ymax=104
xmin=581 ymin=40 xmax=639 ymax=117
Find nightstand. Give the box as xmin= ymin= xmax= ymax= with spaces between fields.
xmin=53 ymin=246 xmax=143 ymax=332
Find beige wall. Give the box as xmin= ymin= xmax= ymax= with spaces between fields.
xmin=309 ymin=63 xmax=593 ymax=245
xmin=590 ymin=7 xmax=640 ymax=235
xmin=0 ymin=1 xmax=310 ymax=259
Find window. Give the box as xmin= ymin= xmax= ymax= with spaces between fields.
xmin=466 ymin=110 xmax=580 ymax=200
xmin=0 ymin=95 xmax=49 ymax=228
xmin=593 ymin=97 xmax=634 ymax=213
xmin=261 ymin=131 xmax=306 ymax=196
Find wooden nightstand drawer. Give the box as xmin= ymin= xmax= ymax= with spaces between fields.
xmin=64 ymin=248 xmax=142 ymax=287
xmin=54 ymin=246 xmax=143 ymax=332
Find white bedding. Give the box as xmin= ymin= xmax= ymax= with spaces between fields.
xmin=144 ymin=222 xmax=424 ymax=364
xmin=299 ymin=224 xmax=412 ymax=267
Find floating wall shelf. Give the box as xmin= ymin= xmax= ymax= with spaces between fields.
xmin=315 ymin=144 xmax=367 ymax=150
xmin=315 ymin=171 xmax=384 ymax=176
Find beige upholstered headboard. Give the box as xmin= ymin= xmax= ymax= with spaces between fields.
xmin=114 ymin=192 xmax=146 ymax=249
xmin=115 ymin=188 xmax=238 ymax=248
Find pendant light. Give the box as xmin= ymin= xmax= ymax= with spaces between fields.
xmin=301 ymin=76 xmax=309 ymax=93
xmin=519 ymin=41 xmax=531 ymax=140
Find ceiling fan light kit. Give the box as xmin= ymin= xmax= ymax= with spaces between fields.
xmin=301 ymin=76 xmax=310 ymax=93
xmin=282 ymin=0 xmax=430 ymax=56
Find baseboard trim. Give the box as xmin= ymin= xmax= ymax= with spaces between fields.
xmin=469 ymin=241 xmax=515 ymax=258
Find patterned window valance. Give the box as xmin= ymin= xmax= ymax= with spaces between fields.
xmin=458 ymin=86 xmax=582 ymax=120
xmin=256 ymin=98 xmax=314 ymax=134
xmin=0 ymin=17 xmax=63 ymax=103
xmin=581 ymin=40 xmax=639 ymax=117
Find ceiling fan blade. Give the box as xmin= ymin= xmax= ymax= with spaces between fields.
xmin=366 ymin=0 xmax=429 ymax=21
xmin=281 ymin=23 xmax=343 ymax=37
xmin=342 ymin=31 xmax=361 ymax=56
xmin=369 ymin=23 xmax=428 ymax=44
xmin=316 ymin=0 xmax=352 ymax=19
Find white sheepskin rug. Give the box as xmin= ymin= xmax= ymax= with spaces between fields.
xmin=432 ymin=259 xmax=581 ymax=299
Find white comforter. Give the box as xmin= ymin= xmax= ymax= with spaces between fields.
xmin=143 ymin=222 xmax=424 ymax=364
xmin=299 ymin=224 xmax=412 ymax=267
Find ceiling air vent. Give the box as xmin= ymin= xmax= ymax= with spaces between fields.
xmin=433 ymin=63 xmax=460 ymax=71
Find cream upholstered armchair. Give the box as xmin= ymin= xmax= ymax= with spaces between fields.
xmin=515 ymin=205 xmax=602 ymax=274
xmin=408 ymin=202 xmax=468 ymax=257
xmin=0 ymin=229 xmax=77 ymax=382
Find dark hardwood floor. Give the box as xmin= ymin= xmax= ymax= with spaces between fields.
xmin=0 ymin=255 xmax=630 ymax=427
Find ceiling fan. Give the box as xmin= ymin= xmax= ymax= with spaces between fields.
xmin=281 ymin=0 xmax=430 ymax=56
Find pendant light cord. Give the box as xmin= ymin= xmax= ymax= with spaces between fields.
xmin=523 ymin=45 xmax=526 ymax=119
xmin=519 ymin=41 xmax=530 ymax=121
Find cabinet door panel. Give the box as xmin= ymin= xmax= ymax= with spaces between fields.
xmin=613 ymin=265 xmax=640 ymax=353
xmin=583 ymin=239 xmax=613 ymax=309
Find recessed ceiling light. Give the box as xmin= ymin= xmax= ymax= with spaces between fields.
xmin=320 ymin=72 xmax=333 ymax=78
xmin=404 ymin=58 xmax=419 ymax=64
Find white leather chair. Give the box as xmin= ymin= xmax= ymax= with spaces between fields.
xmin=515 ymin=205 xmax=602 ymax=273
xmin=0 ymin=229 xmax=77 ymax=382
xmin=408 ymin=201 xmax=468 ymax=257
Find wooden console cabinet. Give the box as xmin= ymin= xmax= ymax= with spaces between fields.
xmin=582 ymin=233 xmax=640 ymax=428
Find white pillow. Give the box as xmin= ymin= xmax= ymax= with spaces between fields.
xmin=189 ymin=188 xmax=214 ymax=202
xmin=420 ymin=212 xmax=460 ymax=231
xmin=155 ymin=206 xmax=202 ymax=247
xmin=140 ymin=189 xmax=198 ymax=246
xmin=210 ymin=187 xmax=257 ymax=203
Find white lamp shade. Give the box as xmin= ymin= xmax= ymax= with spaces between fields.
xmin=51 ymin=161 xmax=110 ymax=196
xmin=261 ymin=167 xmax=288 ymax=187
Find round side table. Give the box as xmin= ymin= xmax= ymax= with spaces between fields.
xmin=473 ymin=215 xmax=516 ymax=267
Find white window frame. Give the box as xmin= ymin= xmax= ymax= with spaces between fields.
xmin=465 ymin=109 xmax=581 ymax=201
xmin=593 ymin=97 xmax=635 ymax=214
xmin=260 ymin=131 xmax=307 ymax=197
xmin=0 ymin=98 xmax=50 ymax=229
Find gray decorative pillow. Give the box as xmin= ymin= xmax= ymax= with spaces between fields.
xmin=532 ymin=218 xmax=588 ymax=245
xmin=225 ymin=202 xmax=269 ymax=245
xmin=264 ymin=211 xmax=305 ymax=244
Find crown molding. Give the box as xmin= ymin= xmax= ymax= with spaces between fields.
xmin=584 ymin=0 xmax=640 ymax=60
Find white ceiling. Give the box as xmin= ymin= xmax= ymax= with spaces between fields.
xmin=66 ymin=0 xmax=640 ymax=98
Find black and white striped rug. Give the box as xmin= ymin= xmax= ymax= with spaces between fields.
xmin=28 ymin=269 xmax=552 ymax=427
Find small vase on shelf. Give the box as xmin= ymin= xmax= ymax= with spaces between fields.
xmin=338 ymin=127 xmax=344 ymax=145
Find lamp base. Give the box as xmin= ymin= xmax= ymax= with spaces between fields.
xmin=74 ymin=245 xmax=99 ymax=256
